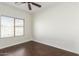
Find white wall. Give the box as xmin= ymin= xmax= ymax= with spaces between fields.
xmin=0 ymin=3 xmax=32 ymax=49
xmin=33 ymin=2 xmax=79 ymax=54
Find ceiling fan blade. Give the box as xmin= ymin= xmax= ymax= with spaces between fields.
xmin=31 ymin=2 xmax=41 ymax=7
xmin=15 ymin=2 xmax=26 ymax=5
xmin=21 ymin=2 xmax=27 ymax=3
xmin=15 ymin=2 xmax=23 ymax=5
xmin=28 ymin=3 xmax=32 ymax=10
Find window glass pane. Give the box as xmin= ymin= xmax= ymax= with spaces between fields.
xmin=15 ymin=27 xmax=23 ymax=36
xmin=1 ymin=16 xmax=14 ymax=26
xmin=15 ymin=19 xmax=23 ymax=26
xmin=1 ymin=16 xmax=14 ymax=38
xmin=1 ymin=26 xmax=14 ymax=38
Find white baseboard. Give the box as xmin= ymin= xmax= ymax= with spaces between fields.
xmin=0 ymin=39 xmax=32 ymax=49
xmin=33 ymin=39 xmax=79 ymax=54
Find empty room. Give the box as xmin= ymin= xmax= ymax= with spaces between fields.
xmin=0 ymin=2 xmax=79 ymax=56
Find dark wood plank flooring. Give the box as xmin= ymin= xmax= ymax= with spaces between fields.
xmin=0 ymin=41 xmax=78 ymax=56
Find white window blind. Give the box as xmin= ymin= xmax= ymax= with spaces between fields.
xmin=15 ymin=19 xmax=24 ymax=36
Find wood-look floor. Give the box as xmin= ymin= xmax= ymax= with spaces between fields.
xmin=0 ymin=41 xmax=78 ymax=56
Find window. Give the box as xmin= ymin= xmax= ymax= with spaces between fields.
xmin=0 ymin=16 xmax=24 ymax=38
xmin=15 ymin=19 xmax=24 ymax=36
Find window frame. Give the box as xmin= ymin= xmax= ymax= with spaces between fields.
xmin=0 ymin=15 xmax=25 ymax=38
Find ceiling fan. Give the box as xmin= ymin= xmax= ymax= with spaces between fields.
xmin=15 ymin=2 xmax=41 ymax=10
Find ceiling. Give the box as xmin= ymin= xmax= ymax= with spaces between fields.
xmin=3 ymin=2 xmax=56 ymax=13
